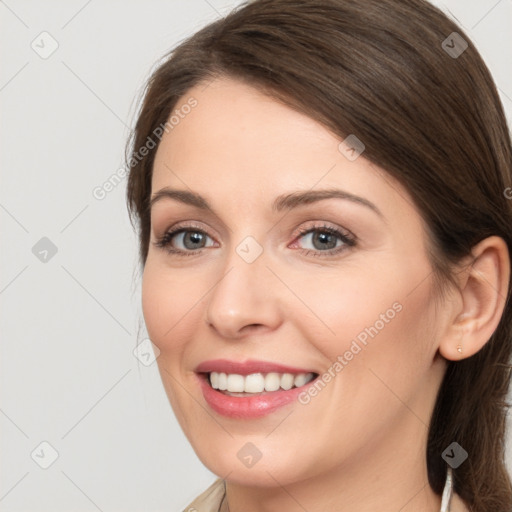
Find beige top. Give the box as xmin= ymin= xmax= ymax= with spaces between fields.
xmin=182 ymin=473 xmax=469 ymax=512
xmin=183 ymin=478 xmax=227 ymax=512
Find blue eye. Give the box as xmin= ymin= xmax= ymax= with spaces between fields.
xmin=153 ymin=223 xmax=356 ymax=258
xmin=154 ymin=227 xmax=215 ymax=256
xmin=293 ymin=225 xmax=356 ymax=256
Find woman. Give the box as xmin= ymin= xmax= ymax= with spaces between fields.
xmin=126 ymin=0 xmax=512 ymax=510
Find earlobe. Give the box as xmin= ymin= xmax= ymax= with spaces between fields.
xmin=439 ymin=236 xmax=510 ymax=362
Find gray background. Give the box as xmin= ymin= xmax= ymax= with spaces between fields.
xmin=1 ymin=0 xmax=511 ymax=510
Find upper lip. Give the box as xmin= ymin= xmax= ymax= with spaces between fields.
xmin=195 ymin=359 xmax=316 ymax=376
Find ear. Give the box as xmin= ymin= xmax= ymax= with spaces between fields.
xmin=438 ymin=236 xmax=510 ymax=361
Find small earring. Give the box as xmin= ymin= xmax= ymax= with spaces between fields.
xmin=457 ymin=344 xmax=462 ymax=354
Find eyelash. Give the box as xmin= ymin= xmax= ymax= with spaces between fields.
xmin=152 ymin=222 xmax=357 ymax=258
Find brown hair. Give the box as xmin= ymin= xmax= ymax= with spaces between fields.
xmin=125 ymin=0 xmax=512 ymax=509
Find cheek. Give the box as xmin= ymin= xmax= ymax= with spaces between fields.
xmin=294 ymin=255 xmax=436 ymax=385
xmin=141 ymin=263 xmax=195 ymax=353
xmin=141 ymin=263 xmax=203 ymax=430
xmin=286 ymin=270 xmax=437 ymax=464
xmin=285 ymin=260 xmax=402 ymax=349
xmin=141 ymin=267 xmax=166 ymax=344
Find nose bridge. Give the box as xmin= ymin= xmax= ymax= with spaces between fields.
xmin=205 ymin=235 xmax=281 ymax=338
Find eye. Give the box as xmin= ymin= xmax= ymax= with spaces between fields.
xmin=153 ymin=222 xmax=356 ymax=258
xmin=291 ymin=224 xmax=356 ymax=256
xmin=153 ymin=225 xmax=216 ymax=256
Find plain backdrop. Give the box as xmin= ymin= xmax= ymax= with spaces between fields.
xmin=1 ymin=1 xmax=511 ymax=510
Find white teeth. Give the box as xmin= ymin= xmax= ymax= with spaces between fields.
xmin=280 ymin=373 xmax=294 ymax=390
xmin=244 ymin=373 xmax=265 ymax=392
xmin=218 ymin=372 xmax=227 ymax=391
xmin=210 ymin=372 xmax=219 ymax=389
xmin=226 ymin=374 xmax=245 ymax=392
xmin=209 ymin=371 xmax=315 ymax=393
xmin=294 ymin=373 xmax=311 ymax=387
xmin=264 ymin=372 xmax=281 ymax=391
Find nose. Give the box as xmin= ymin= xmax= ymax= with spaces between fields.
xmin=205 ymin=247 xmax=283 ymax=340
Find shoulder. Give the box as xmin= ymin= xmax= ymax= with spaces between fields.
xmin=182 ymin=478 xmax=226 ymax=512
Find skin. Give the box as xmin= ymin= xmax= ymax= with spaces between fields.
xmin=141 ymin=76 xmax=509 ymax=512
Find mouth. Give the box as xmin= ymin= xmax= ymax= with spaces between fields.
xmin=206 ymin=371 xmax=317 ymax=396
xmin=195 ymin=359 xmax=319 ymax=418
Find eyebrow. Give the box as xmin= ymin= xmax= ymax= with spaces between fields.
xmin=149 ymin=187 xmax=384 ymax=219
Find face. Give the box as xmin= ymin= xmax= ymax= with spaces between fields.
xmin=142 ymin=76 xmax=448 ymax=487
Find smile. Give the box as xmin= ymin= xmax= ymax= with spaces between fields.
xmin=209 ymin=371 xmax=316 ymax=394
xmin=195 ymin=359 xmax=319 ymax=418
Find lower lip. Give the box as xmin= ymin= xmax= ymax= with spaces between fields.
xmin=197 ymin=374 xmax=314 ymax=419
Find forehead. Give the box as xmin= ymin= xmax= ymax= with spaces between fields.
xmin=156 ymin=78 xmax=335 ymax=167
xmin=150 ymin=77 xmax=417 ymax=225
xmin=154 ymin=78 xmax=350 ymax=185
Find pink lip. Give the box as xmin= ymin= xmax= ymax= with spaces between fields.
xmin=195 ymin=359 xmax=314 ymax=375
xmin=195 ymin=359 xmax=318 ymax=419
